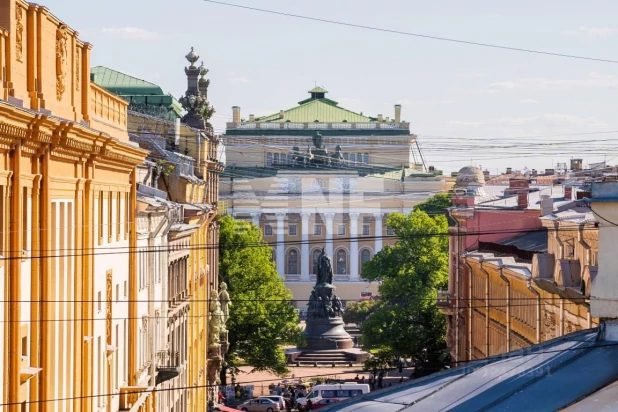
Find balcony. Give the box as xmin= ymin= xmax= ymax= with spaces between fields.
xmin=156 ymin=350 xmax=182 ymax=385
xmin=437 ymin=290 xmax=454 ymax=315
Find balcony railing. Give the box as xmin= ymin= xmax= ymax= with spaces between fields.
xmin=156 ymin=350 xmax=181 ymax=385
xmin=437 ymin=290 xmax=451 ymax=308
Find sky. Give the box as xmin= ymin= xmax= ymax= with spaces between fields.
xmin=47 ymin=0 xmax=618 ymax=174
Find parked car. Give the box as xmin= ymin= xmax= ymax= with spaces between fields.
xmin=258 ymin=395 xmax=285 ymax=409
xmin=311 ymin=398 xmax=343 ymax=410
xmin=238 ymin=398 xmax=280 ymax=412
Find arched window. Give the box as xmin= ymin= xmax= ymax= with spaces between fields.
xmin=281 ymin=153 xmax=287 ymax=165
xmin=266 ymin=152 xmax=273 ymax=166
xmin=336 ymin=249 xmax=347 ymax=275
xmin=273 ymin=153 xmax=280 ymax=165
xmin=312 ymin=250 xmax=321 ymax=275
xmin=361 ymin=249 xmax=371 ymax=274
xmin=287 ymin=249 xmax=298 ymax=274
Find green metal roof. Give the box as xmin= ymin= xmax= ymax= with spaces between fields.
xmin=91 ymin=66 xmax=164 ymax=95
xmin=91 ymin=66 xmax=183 ymax=120
xmin=257 ymin=94 xmax=372 ymax=123
xmin=308 ymin=86 xmax=328 ymax=93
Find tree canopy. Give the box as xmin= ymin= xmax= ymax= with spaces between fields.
xmin=342 ymin=300 xmax=376 ymax=327
xmin=413 ymin=193 xmax=452 ymax=216
xmin=360 ymin=207 xmax=450 ymax=377
xmin=219 ymin=216 xmax=304 ymax=376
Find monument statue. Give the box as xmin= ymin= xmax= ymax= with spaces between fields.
xmin=303 ymin=250 xmax=353 ymax=349
xmin=312 ymin=132 xmax=325 ymax=149
xmin=219 ymin=282 xmax=232 ymax=325
xmin=209 ymin=287 xmax=225 ymax=348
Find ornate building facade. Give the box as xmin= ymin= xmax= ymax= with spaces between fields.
xmin=0 ymin=0 xmax=154 ymax=410
xmin=96 ymin=48 xmax=226 ymax=411
xmin=441 ymin=166 xmax=597 ymax=363
xmin=222 ymin=89 xmax=449 ymax=303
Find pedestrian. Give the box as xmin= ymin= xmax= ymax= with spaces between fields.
xmin=399 ymin=362 xmax=403 ymax=374
xmin=354 ymin=374 xmax=360 ymax=382
xmin=399 ymin=376 xmax=404 ymax=384
xmin=354 ymin=336 xmax=359 ymax=347
xmin=307 ymin=398 xmax=313 ymax=410
xmin=217 ymin=390 xmax=226 ymax=405
xmin=360 ymin=375 xmax=365 ymax=384
xmin=378 ymin=371 xmax=384 ymax=389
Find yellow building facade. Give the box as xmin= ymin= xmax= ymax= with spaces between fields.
xmin=0 ymin=1 xmax=157 ymax=411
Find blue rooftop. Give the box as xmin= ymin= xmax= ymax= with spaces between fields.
xmin=326 ymin=328 xmax=618 ymax=411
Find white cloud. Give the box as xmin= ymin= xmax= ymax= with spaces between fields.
xmin=488 ymin=72 xmax=618 ymax=92
xmin=101 ymin=27 xmax=160 ymax=40
xmin=562 ymin=26 xmax=615 ymax=37
xmin=519 ymin=98 xmax=539 ymax=104
xmin=229 ymin=77 xmax=250 ymax=84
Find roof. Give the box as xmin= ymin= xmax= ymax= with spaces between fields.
xmin=91 ymin=66 xmax=183 ymax=119
xmin=308 ymin=86 xmax=328 ymax=93
xmin=497 ymin=230 xmax=548 ymax=253
xmin=327 ymin=328 xmax=618 ymax=411
xmin=257 ymin=99 xmax=372 ymax=123
xmin=91 ymin=66 xmax=164 ymax=95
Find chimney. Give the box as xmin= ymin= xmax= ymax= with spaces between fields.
xmin=517 ymin=190 xmax=529 ymax=208
xmin=232 ymin=106 xmax=241 ymax=123
xmin=564 ymin=186 xmax=573 ymax=200
xmin=532 ymin=169 xmax=538 ymax=177
xmin=385 ymin=117 xmax=390 ymax=123
xmin=506 ymin=167 xmax=513 ymax=174
xmin=279 ymin=110 xmax=284 ymax=119
xmin=377 ymin=114 xmax=383 ymax=122
xmin=509 ymin=177 xmax=529 ymax=191
xmin=540 ymin=196 xmax=554 ymax=215
xmin=249 ymin=114 xmax=255 ymax=122
xmin=394 ymin=104 xmax=402 ymax=123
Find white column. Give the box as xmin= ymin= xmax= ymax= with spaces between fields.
xmin=374 ymin=212 xmax=383 ymax=254
xmin=325 ymin=212 xmax=335 ymax=258
xmin=349 ymin=212 xmax=360 ymax=280
xmin=276 ymin=213 xmax=286 ymax=278
xmin=251 ymin=212 xmax=261 ymax=227
xmin=301 ymin=212 xmax=311 ymax=281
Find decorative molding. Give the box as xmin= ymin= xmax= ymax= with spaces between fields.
xmin=15 ymin=7 xmax=23 ymax=62
xmin=75 ymin=48 xmax=80 ymax=91
xmin=56 ymin=24 xmax=69 ymax=101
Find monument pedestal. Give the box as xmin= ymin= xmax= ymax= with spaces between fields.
xmin=304 ymin=317 xmax=354 ymax=350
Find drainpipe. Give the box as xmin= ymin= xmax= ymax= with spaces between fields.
xmin=479 ymin=260 xmax=491 ymax=357
xmin=498 ymin=265 xmax=511 ymax=353
xmin=455 ymin=222 xmax=461 ymax=362
xmin=527 ymin=279 xmax=541 ymax=344
xmin=463 ymin=257 xmax=474 ymax=361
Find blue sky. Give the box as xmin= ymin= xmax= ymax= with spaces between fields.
xmin=49 ymin=0 xmax=618 ymax=173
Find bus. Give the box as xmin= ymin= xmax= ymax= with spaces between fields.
xmin=296 ymin=383 xmax=370 ymax=406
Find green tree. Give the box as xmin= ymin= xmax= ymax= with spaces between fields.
xmin=342 ymin=300 xmax=376 ymax=327
xmin=360 ymin=209 xmax=450 ymax=377
xmin=413 ymin=193 xmax=451 ymax=216
xmin=219 ymin=216 xmax=304 ymax=377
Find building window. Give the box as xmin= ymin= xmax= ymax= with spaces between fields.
xmin=266 ymin=152 xmax=273 ymax=166
xmin=362 ymin=224 xmax=370 ymax=236
xmin=271 ymin=249 xmax=276 ymax=262
xmin=386 ymin=226 xmax=395 ymax=236
xmin=349 ymin=153 xmax=356 ymax=163
xmin=273 ymin=153 xmax=280 ymax=165
xmin=363 ymin=153 xmax=369 ymax=164
xmin=264 ymin=224 xmax=273 ymax=236
xmin=289 ymin=224 xmax=297 ymax=236
xmin=116 ymin=284 xmax=120 ymax=302
xmin=337 ymin=224 xmax=346 ymax=236
xmin=281 ymin=153 xmax=287 ymax=164
xmin=124 ymin=281 xmax=127 ymax=298
xmin=336 ymin=250 xmax=347 ymax=275
xmin=313 ymin=224 xmax=322 ymax=236
xmin=361 ymin=249 xmax=371 ymax=274
xmin=343 ymin=153 xmax=349 ymax=161
xmin=312 ymin=249 xmax=321 ymax=274
xmin=22 ymin=336 xmax=27 ymax=357
xmin=97 ymin=291 xmax=102 ymax=312
xmin=287 ymin=249 xmax=298 ymax=274
xmin=357 ymin=153 xmax=362 ymax=164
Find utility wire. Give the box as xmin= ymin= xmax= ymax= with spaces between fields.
xmin=202 ymin=0 xmax=618 ymax=64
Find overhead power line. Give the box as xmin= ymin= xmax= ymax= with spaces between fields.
xmin=203 ymin=0 xmax=618 ymax=64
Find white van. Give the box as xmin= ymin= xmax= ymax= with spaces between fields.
xmin=296 ymin=383 xmax=370 ymax=406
